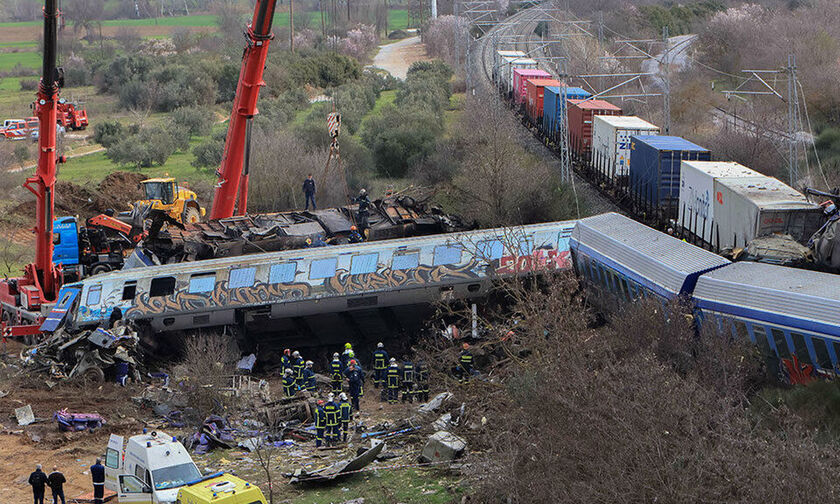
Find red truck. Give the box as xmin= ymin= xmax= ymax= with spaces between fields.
xmin=57 ymin=99 xmax=88 ymax=130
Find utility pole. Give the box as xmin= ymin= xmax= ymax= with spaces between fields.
xmin=786 ymin=53 xmax=799 ymax=185
xmin=557 ymin=58 xmax=571 ymax=183
xmin=662 ymin=26 xmax=671 ymax=134
xmin=290 ymin=0 xmax=294 ymax=52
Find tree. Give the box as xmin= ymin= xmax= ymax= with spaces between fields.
xmin=191 ymin=130 xmax=226 ymax=170
xmin=172 ymin=106 xmax=214 ymax=138
xmin=106 ymin=125 xmax=182 ymax=169
xmin=93 ymin=120 xmax=125 ymax=148
xmin=251 ymin=437 xmax=277 ymax=504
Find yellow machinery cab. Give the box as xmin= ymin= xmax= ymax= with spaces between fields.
xmin=176 ymin=474 xmax=267 ymax=504
xmin=137 ymin=177 xmax=206 ymax=224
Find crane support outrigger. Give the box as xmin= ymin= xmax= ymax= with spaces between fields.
xmin=0 ymin=0 xmax=64 ymax=338
xmin=210 ymin=0 xmax=278 ymax=219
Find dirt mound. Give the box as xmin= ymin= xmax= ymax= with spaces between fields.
xmin=12 ymin=171 xmax=146 ymax=220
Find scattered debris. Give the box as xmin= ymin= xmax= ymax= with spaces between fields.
xmin=418 ymin=392 xmax=452 ymax=414
xmin=288 ymin=441 xmax=385 ymax=484
xmin=15 ymin=404 xmax=34 ymax=426
xmin=54 ymin=409 xmax=105 ymax=432
xmin=419 ymin=431 xmax=466 ymax=463
xmin=190 ymin=415 xmax=236 ymax=455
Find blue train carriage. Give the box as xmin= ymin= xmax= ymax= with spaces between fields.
xmin=692 ymin=261 xmax=840 ymax=378
xmin=569 ymin=212 xmax=730 ymax=311
xmin=55 ymin=221 xmax=577 ymax=335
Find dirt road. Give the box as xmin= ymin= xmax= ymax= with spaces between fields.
xmin=369 ymin=36 xmax=430 ymax=80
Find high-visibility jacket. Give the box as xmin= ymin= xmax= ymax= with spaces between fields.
xmin=373 ymin=349 xmax=388 ymax=370
xmin=281 ymin=355 xmax=292 ymax=373
xmin=459 ymin=351 xmax=473 ymax=370
xmin=324 ymin=401 xmax=339 ymax=426
xmin=401 ymin=361 xmax=415 ymax=383
xmin=386 ymin=366 xmax=400 ymax=388
xmin=330 ymin=359 xmax=343 ymax=379
xmin=340 ymin=401 xmax=352 ymax=422
xmin=283 ymin=375 xmax=296 ymax=396
xmin=293 ymin=357 xmax=305 ymax=379
xmin=417 ymin=367 xmax=429 ymax=392
xmin=315 ymin=406 xmax=326 ymax=429
xmin=303 ymin=368 xmax=317 ymax=391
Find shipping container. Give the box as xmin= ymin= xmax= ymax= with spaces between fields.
xmin=678 ymin=161 xmax=761 ymax=245
xmin=501 ymin=57 xmax=538 ymax=97
xmin=591 ymin=115 xmax=659 ymax=186
xmin=493 ymin=50 xmax=525 ymax=85
xmin=628 ymin=135 xmax=709 ymax=220
xmin=512 ymin=68 xmax=550 ymax=105
xmin=567 ymin=99 xmax=622 ymax=162
xmin=542 ymin=86 xmax=591 ymax=139
xmin=712 ymin=175 xmax=821 ymax=250
xmin=525 ymin=78 xmax=562 ymax=125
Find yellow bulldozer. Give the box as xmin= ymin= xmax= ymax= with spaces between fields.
xmin=134 ymin=177 xmax=205 ymax=225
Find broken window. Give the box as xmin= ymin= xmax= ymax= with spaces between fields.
xmin=350 ymin=253 xmax=378 ymax=275
xmin=433 ymin=245 xmax=462 ymax=266
xmin=309 ymin=258 xmax=338 ymax=279
xmin=476 ymin=240 xmax=503 ymax=261
xmin=790 ymin=331 xmax=810 ymax=364
xmin=269 ymin=263 xmax=297 ymax=284
xmin=771 ymin=328 xmax=791 ymax=359
xmin=733 ymin=320 xmax=749 ymax=341
xmin=810 ymin=336 xmax=831 ymax=369
xmin=517 ymin=237 xmax=533 ymax=256
xmin=149 ymin=277 xmax=176 ymax=297
xmin=392 ymin=253 xmax=419 ymax=270
xmin=188 ymin=274 xmax=215 ymax=294
xmin=752 ymin=325 xmax=772 ymax=357
xmin=229 ymin=267 xmax=256 ymax=288
xmin=122 ymin=281 xmax=137 ymax=301
xmin=86 ymin=285 xmax=102 ymax=305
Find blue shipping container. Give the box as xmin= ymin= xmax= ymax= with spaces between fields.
xmin=542 ymin=86 xmax=591 ymax=138
xmin=628 ymin=135 xmax=710 ymax=217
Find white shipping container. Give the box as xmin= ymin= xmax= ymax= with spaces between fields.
xmin=713 ymin=175 xmax=821 ymax=249
xmin=503 ymin=57 xmax=537 ymax=94
xmin=592 ymin=115 xmax=659 ymax=180
xmin=494 ymin=50 xmax=525 ymax=80
xmin=678 ymin=161 xmax=761 ymax=244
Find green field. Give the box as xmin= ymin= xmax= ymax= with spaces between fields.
xmin=0 ymin=51 xmax=40 ymax=71
xmin=388 ymin=8 xmax=409 ymax=30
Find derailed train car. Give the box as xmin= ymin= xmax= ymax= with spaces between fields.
xmin=570 ymin=213 xmax=840 ymax=378
xmin=48 ymin=221 xmax=575 ymax=341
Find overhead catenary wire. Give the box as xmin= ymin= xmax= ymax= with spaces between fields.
xmin=797 ymin=78 xmax=830 ymax=189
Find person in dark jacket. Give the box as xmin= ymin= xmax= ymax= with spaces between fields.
xmin=386 ymin=359 xmax=400 ymax=404
xmin=90 ymin=458 xmax=105 ymax=504
xmin=415 ymin=360 xmax=429 ymax=403
xmin=29 ymin=464 xmax=48 ymax=504
xmin=330 ymin=353 xmax=343 ymax=393
xmin=344 ymin=361 xmax=364 ymax=411
xmin=372 ymin=342 xmax=388 ymax=389
xmin=48 ymin=466 xmax=66 ymax=504
xmin=314 ymin=400 xmax=326 ymax=448
xmin=303 ymin=360 xmax=317 ymax=393
xmin=291 ymin=351 xmax=305 ymax=389
xmin=303 ymin=174 xmax=316 ymax=210
xmin=400 ymin=357 xmax=415 ymax=403
xmin=339 ymin=392 xmax=352 ymax=442
xmin=282 ymin=368 xmax=296 ymax=397
xmin=354 ymin=189 xmax=371 ymax=230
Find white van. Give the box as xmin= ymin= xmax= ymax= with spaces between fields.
xmin=105 ymin=430 xmax=203 ymax=503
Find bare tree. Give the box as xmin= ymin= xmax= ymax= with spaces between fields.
xmin=251 ymin=436 xmax=277 ymax=504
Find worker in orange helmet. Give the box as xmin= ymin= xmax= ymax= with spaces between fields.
xmin=349 ymin=225 xmax=364 ymax=243
xmin=458 ymin=343 xmax=474 ymax=383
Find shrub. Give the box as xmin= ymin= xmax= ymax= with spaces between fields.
xmin=13 ymin=144 xmax=29 ymax=164
xmin=171 ymin=106 xmax=214 ymax=138
xmin=360 ymin=103 xmax=443 ymax=177
xmin=93 ymin=120 xmax=124 ymax=148
xmin=191 ymin=129 xmax=226 ymax=170
xmin=18 ymin=79 xmax=38 ymax=91
xmin=106 ymin=124 xmax=183 ymax=169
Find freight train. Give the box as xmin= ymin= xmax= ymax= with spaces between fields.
xmin=492 ymin=50 xmax=827 ymax=268
xmin=570 ymin=212 xmax=840 ymax=379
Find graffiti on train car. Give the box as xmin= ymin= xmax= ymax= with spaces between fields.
xmin=496 ymin=248 xmax=570 ymax=274
xmin=328 ymin=260 xmax=482 ymax=295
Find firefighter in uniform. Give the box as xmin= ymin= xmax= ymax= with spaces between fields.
xmin=303 ymin=360 xmax=317 ymax=393
xmin=459 ymin=343 xmax=474 ymax=383
xmin=341 ymin=343 xmax=353 ymax=370
xmin=330 ymin=352 xmax=343 ymax=393
xmin=314 ymin=400 xmax=326 ymax=448
xmin=401 ymin=357 xmax=415 ymax=403
xmin=416 ymin=360 xmax=429 ymax=402
xmin=324 ymin=393 xmax=340 ymax=446
xmin=282 ymin=368 xmax=296 ymax=397
xmin=339 ymin=392 xmax=352 ymax=442
xmin=292 ymin=351 xmax=305 ymax=389
xmin=386 ymin=358 xmax=400 ymax=404
xmin=372 ymin=342 xmax=388 ymax=389
xmin=281 ymin=349 xmax=292 ymax=374
xmin=345 ymin=360 xmax=364 ymax=411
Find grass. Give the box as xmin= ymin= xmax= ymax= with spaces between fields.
xmin=0 ymin=82 xmax=36 ymax=117
xmin=0 ymin=41 xmax=37 ymax=49
xmin=371 ymin=89 xmax=397 ymax=115
xmin=98 ymin=14 xmax=218 ymax=28
xmin=0 ymin=51 xmax=40 ymax=71
xmin=388 ymin=9 xmax=409 ymax=31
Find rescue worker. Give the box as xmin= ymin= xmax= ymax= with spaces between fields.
xmin=349 ymin=357 xmax=364 ymax=398
xmin=386 ymin=358 xmax=400 ymax=404
xmin=355 ymin=188 xmax=371 ymax=231
xmin=339 ymin=392 xmax=352 ymax=442
xmin=341 ymin=343 xmax=353 ymax=371
xmin=459 ymin=343 xmax=474 ymax=383
xmin=90 ymin=458 xmax=105 ymax=504
xmin=303 ymin=173 xmax=317 ymax=210
xmin=292 ymin=351 xmax=305 ymax=389
xmin=344 ymin=361 xmax=364 ymax=411
xmin=29 ymin=464 xmax=48 ymax=504
xmin=312 ymin=234 xmax=328 ymax=247
xmin=281 ymin=349 xmax=292 ymax=374
xmin=324 ymin=393 xmax=340 ymax=446
xmin=314 ymin=400 xmax=326 ymax=448
xmin=48 ymin=465 xmax=66 ymax=504
xmin=416 ymin=360 xmax=429 ymax=403
xmin=282 ymin=368 xmax=296 ymax=397
xmin=303 ymin=360 xmax=317 ymax=393
xmin=330 ymin=352 xmax=343 ymax=393
xmin=348 ymin=225 xmax=364 ymax=243
xmin=372 ymin=342 xmax=388 ymax=389
xmin=401 ymin=357 xmax=415 ymax=403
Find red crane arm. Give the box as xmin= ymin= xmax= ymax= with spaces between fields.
xmin=210 ymin=0 xmax=277 ymax=220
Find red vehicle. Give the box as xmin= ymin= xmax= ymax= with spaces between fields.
xmin=56 ymin=99 xmax=88 ymax=130
xmin=0 ymin=119 xmax=28 ymax=139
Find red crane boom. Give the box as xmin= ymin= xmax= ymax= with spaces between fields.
xmin=210 ymin=0 xmax=278 ymax=219
xmin=0 ymin=0 xmax=63 ymax=337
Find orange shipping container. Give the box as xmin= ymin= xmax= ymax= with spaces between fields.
xmin=525 ymin=78 xmax=562 ymax=124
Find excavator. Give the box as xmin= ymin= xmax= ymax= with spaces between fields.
xmin=0 ymin=0 xmax=64 ymax=339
